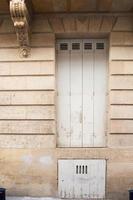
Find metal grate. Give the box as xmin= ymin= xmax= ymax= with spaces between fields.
xmin=72 ymin=43 xmax=80 ymax=50
xmin=60 ymin=43 xmax=68 ymax=50
xmin=76 ymin=165 xmax=88 ymax=174
xmin=84 ymin=43 xmax=92 ymax=50
xmin=96 ymin=42 xmax=104 ymax=50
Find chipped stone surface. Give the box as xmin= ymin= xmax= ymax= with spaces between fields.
xmin=7 ymin=198 xmax=60 ymax=200
xmin=7 ymin=197 xmax=111 ymax=200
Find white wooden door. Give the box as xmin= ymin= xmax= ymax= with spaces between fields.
xmin=58 ymin=159 xmax=106 ymax=199
xmin=57 ymin=39 xmax=107 ymax=147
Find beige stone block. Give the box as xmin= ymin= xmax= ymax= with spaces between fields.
xmin=0 ymin=76 xmax=55 ymax=90
xmin=0 ymin=106 xmax=55 ymax=119
xmin=0 ymin=120 xmax=55 ymax=134
xmin=0 ymin=18 xmax=15 ymax=33
xmin=49 ymin=18 xmax=64 ymax=33
xmin=0 ymin=33 xmax=55 ymax=48
xmin=110 ymin=32 xmax=133 ymax=46
xmin=107 ymin=161 xmax=133 ymax=200
xmin=63 ymin=18 xmax=76 ymax=32
xmin=110 ymin=91 xmax=133 ymax=104
xmin=0 ymin=61 xmax=55 ymax=75
xmin=108 ymin=134 xmax=133 ymax=147
xmin=32 ymin=19 xmax=52 ymax=33
xmin=0 ymin=91 xmax=55 ymax=105
xmin=110 ymin=47 xmax=133 ymax=60
xmin=111 ymin=105 xmax=133 ymax=119
xmin=89 ymin=16 xmax=102 ymax=32
xmin=110 ymin=76 xmax=133 ymax=90
xmin=110 ymin=120 xmax=133 ymax=134
xmin=31 ymin=33 xmax=55 ymax=47
xmin=100 ymin=16 xmax=115 ymax=33
xmin=110 ymin=61 xmax=133 ymax=75
xmin=0 ymin=48 xmax=55 ymax=61
xmin=113 ymin=17 xmax=133 ymax=31
xmin=0 ymin=149 xmax=57 ymax=196
xmin=0 ymin=135 xmax=56 ymax=148
xmin=76 ymin=17 xmax=89 ymax=32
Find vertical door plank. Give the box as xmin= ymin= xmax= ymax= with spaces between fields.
xmin=58 ymin=160 xmax=74 ymax=198
xmin=97 ymin=160 xmax=106 ymax=198
xmin=70 ymin=40 xmax=83 ymax=147
xmin=87 ymin=160 xmax=106 ymax=198
xmin=73 ymin=160 xmax=82 ymax=198
xmin=93 ymin=39 xmax=107 ymax=147
xmin=57 ymin=41 xmax=71 ymax=147
xmin=89 ymin=160 xmax=96 ymax=198
xmin=81 ymin=160 xmax=90 ymax=198
xmin=83 ymin=40 xmax=94 ymax=147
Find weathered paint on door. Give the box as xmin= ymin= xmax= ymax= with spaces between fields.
xmin=58 ymin=159 xmax=106 ymax=199
xmin=57 ymin=39 xmax=107 ymax=147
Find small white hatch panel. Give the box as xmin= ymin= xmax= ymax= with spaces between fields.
xmin=58 ymin=159 xmax=106 ymax=199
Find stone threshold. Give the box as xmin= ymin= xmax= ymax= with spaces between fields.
xmin=7 ymin=198 xmax=60 ymax=200
xmin=7 ymin=197 xmax=111 ymax=200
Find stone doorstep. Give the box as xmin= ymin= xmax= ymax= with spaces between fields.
xmin=7 ymin=198 xmax=60 ymax=200
xmin=7 ymin=198 xmax=111 ymax=200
